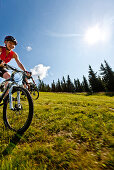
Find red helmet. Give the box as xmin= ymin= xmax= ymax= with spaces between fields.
xmin=4 ymin=36 xmax=18 ymax=45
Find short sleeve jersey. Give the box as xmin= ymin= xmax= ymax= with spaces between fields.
xmin=0 ymin=46 xmax=14 ymax=63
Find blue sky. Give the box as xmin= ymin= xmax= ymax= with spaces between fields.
xmin=0 ymin=0 xmax=114 ymax=85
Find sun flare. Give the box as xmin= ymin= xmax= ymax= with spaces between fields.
xmin=84 ymin=25 xmax=108 ymax=45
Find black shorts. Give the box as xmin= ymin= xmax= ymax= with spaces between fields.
xmin=0 ymin=67 xmax=7 ymax=77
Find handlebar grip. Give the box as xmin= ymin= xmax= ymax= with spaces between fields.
xmin=0 ymin=60 xmax=3 ymax=64
xmin=25 ymin=71 xmax=32 ymax=74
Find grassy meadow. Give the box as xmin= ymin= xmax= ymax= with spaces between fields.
xmin=0 ymin=92 xmax=114 ymax=169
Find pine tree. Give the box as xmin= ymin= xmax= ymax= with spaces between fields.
xmin=74 ymin=79 xmax=83 ymax=92
xmin=82 ymin=76 xmax=91 ymax=92
xmin=74 ymin=79 xmax=78 ymax=92
xmin=38 ymin=76 xmax=44 ymax=91
xmin=88 ymin=65 xmax=103 ymax=92
xmin=56 ymin=79 xmax=62 ymax=92
xmin=100 ymin=60 xmax=114 ymax=92
xmin=66 ymin=75 xmax=75 ymax=92
xmin=97 ymin=76 xmax=105 ymax=92
xmin=39 ymin=81 xmax=45 ymax=91
xmin=61 ymin=76 xmax=67 ymax=92
xmin=51 ymin=80 xmax=56 ymax=92
xmin=45 ymin=84 xmax=51 ymax=92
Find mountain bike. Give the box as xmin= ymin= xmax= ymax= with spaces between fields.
xmin=22 ymin=72 xmax=39 ymax=100
xmin=0 ymin=64 xmax=34 ymax=134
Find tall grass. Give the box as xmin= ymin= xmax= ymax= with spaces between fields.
xmin=0 ymin=92 xmax=114 ymax=169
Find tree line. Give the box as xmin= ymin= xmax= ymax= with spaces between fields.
xmin=38 ymin=60 xmax=114 ymax=93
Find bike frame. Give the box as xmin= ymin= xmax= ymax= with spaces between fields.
xmin=0 ymin=64 xmax=24 ymax=109
xmin=0 ymin=78 xmax=21 ymax=110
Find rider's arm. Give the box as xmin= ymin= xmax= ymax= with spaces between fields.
xmin=0 ymin=48 xmax=5 ymax=67
xmin=31 ymin=77 xmax=36 ymax=84
xmin=13 ymin=52 xmax=26 ymax=71
xmin=0 ymin=47 xmax=2 ymax=61
xmin=0 ymin=47 xmax=2 ymax=53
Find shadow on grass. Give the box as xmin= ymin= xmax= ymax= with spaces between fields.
xmin=0 ymin=132 xmax=24 ymax=157
xmin=105 ymin=92 xmax=114 ymax=97
xmin=85 ymin=92 xmax=114 ymax=96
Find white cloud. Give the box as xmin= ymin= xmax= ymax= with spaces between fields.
xmin=26 ymin=46 xmax=32 ymax=51
xmin=30 ymin=64 xmax=50 ymax=80
xmin=46 ymin=31 xmax=82 ymax=38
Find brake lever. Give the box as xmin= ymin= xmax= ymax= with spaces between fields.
xmin=4 ymin=63 xmax=9 ymax=69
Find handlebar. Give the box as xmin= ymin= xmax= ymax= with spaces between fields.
xmin=4 ymin=64 xmax=32 ymax=75
xmin=4 ymin=64 xmax=23 ymax=73
xmin=3 ymin=64 xmax=34 ymax=84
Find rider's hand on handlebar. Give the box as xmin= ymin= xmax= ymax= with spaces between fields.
xmin=25 ymin=71 xmax=32 ymax=78
xmin=0 ymin=60 xmax=5 ymax=67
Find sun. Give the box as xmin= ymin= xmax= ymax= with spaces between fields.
xmin=84 ymin=25 xmax=108 ymax=45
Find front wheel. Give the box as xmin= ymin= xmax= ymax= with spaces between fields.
xmin=3 ymin=86 xmax=34 ymax=133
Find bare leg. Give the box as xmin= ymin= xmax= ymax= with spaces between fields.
xmin=3 ymin=72 xmax=11 ymax=97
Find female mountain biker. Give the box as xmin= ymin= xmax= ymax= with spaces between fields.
xmin=0 ymin=36 xmax=34 ymax=133
xmin=0 ymin=36 xmax=26 ymax=77
xmin=0 ymin=36 xmax=30 ymax=90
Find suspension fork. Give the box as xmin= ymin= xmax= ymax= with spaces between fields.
xmin=9 ymin=86 xmax=20 ymax=110
xmin=17 ymin=91 xmax=20 ymax=105
xmin=9 ymin=85 xmax=14 ymax=110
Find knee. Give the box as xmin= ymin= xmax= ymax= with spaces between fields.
xmin=3 ymin=72 xmax=11 ymax=79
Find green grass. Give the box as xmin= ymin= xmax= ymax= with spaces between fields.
xmin=0 ymin=92 xmax=114 ymax=169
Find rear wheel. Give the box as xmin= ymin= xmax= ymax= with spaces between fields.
xmin=30 ymin=87 xmax=39 ymax=100
xmin=3 ymin=86 xmax=34 ymax=133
